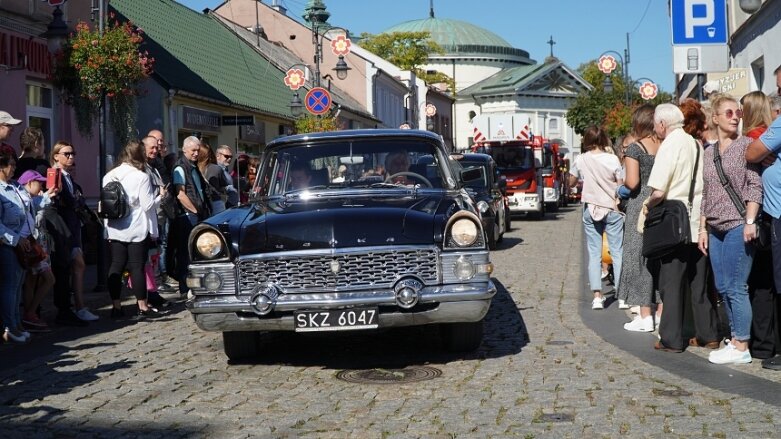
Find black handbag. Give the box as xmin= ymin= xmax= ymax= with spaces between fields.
xmin=712 ymin=142 xmax=770 ymax=251
xmin=642 ymin=142 xmax=700 ymax=259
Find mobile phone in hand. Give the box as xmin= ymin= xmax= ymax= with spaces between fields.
xmin=46 ymin=168 xmax=61 ymax=190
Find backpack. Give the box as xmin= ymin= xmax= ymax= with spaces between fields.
xmin=98 ymin=180 xmax=129 ymax=219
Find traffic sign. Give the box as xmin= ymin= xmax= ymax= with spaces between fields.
xmin=304 ymin=87 xmax=332 ymax=115
xmin=671 ymin=0 xmax=728 ymax=45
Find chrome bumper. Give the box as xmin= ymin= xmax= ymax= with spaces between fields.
xmin=508 ymin=193 xmax=542 ymax=213
xmin=186 ymin=281 xmax=496 ymax=332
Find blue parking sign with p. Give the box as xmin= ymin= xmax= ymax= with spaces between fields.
xmin=671 ymin=0 xmax=727 ymax=45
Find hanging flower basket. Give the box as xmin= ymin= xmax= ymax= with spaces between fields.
xmin=52 ymin=14 xmax=154 ymax=145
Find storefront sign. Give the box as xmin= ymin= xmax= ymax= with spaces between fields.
xmin=240 ymin=122 xmax=265 ymax=143
xmin=0 ymin=30 xmax=51 ymax=76
xmin=181 ymin=106 xmax=221 ymax=132
xmin=706 ymin=68 xmax=750 ymax=97
xmin=222 ymin=115 xmax=255 ymax=126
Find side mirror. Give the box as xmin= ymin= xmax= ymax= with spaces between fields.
xmin=461 ymin=167 xmax=482 ymax=184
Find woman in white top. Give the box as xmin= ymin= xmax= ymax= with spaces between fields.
xmin=569 ymin=126 xmax=624 ymax=309
xmin=103 ymin=141 xmax=161 ymax=318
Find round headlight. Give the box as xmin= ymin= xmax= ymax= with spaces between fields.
xmin=203 ymin=271 xmax=223 ymax=291
xmin=477 ymin=201 xmax=489 ymax=213
xmin=195 ymin=231 xmax=224 ymax=259
xmin=453 ymin=256 xmax=476 ymax=280
xmin=451 ymin=218 xmax=478 ymax=247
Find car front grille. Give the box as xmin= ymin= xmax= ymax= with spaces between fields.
xmin=238 ymin=248 xmax=440 ymax=293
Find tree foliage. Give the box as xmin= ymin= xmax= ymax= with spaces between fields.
xmin=294 ymin=114 xmax=340 ymax=134
xmin=568 ymin=59 xmax=673 ymax=139
xmin=358 ymin=31 xmax=454 ymax=92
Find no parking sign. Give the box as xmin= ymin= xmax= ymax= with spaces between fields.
xmin=305 ymin=87 xmax=332 ymax=115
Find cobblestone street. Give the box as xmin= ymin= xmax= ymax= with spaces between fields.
xmin=1 ymin=206 xmax=780 ymax=438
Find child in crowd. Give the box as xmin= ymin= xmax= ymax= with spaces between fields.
xmin=16 ymin=170 xmax=57 ymax=331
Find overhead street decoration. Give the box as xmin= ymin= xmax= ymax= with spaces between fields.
xmin=305 ymin=87 xmax=332 ymax=115
xmin=284 ymin=68 xmax=306 ymax=91
xmin=330 ymin=35 xmax=352 ymax=56
xmin=399 ymin=123 xmax=411 ymax=129
xmin=597 ymin=55 xmax=618 ymax=75
xmin=44 ymin=0 xmax=67 ymax=6
xmin=638 ymin=81 xmax=658 ymax=100
xmin=424 ymin=104 xmax=437 ymax=118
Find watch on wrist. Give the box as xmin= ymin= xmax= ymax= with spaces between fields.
xmin=746 ymin=217 xmax=755 ymax=225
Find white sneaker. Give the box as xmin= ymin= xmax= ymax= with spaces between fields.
xmin=623 ymin=315 xmax=654 ymax=332
xmin=629 ymin=306 xmax=640 ymax=315
xmin=708 ymin=343 xmax=752 ymax=365
xmin=75 ymin=308 xmax=99 ymax=321
xmin=592 ymin=297 xmax=606 ymax=310
xmin=618 ymin=299 xmax=630 ymax=309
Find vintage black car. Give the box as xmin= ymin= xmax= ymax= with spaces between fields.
xmin=185 ymin=129 xmax=496 ymax=361
xmin=451 ymin=153 xmax=511 ymax=250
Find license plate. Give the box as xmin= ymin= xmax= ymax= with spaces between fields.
xmin=294 ymin=307 xmax=378 ymax=332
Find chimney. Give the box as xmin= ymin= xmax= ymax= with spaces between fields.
xmin=271 ymin=0 xmax=287 ymax=15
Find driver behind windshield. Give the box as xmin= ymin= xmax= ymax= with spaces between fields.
xmin=385 ymin=150 xmax=412 ymax=184
xmin=290 ymin=161 xmax=312 ymax=190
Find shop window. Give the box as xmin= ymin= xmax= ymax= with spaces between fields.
xmin=751 ymin=57 xmax=765 ymax=91
xmin=26 ymin=82 xmax=54 ymax=154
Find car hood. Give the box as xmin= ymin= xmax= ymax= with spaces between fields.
xmin=238 ymin=194 xmax=448 ymax=254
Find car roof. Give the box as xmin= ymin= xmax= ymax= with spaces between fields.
xmin=266 ymin=129 xmax=444 ymax=150
xmin=458 ymin=153 xmax=494 ymax=164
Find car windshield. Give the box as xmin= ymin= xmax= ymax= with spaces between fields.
xmin=459 ymin=162 xmax=489 ymax=190
xmin=489 ymin=145 xmax=534 ymax=171
xmin=259 ymin=139 xmax=453 ymax=196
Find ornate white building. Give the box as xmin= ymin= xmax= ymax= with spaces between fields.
xmin=382 ymin=7 xmax=591 ymax=155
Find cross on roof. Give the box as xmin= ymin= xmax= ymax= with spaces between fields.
xmin=547 ymin=35 xmax=556 ymax=57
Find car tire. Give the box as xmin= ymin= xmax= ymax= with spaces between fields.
xmin=441 ymin=320 xmax=484 ymax=352
xmin=546 ymin=202 xmax=559 ymax=212
xmin=505 ymin=209 xmax=512 ymax=231
xmin=223 ymin=331 xmax=259 ymax=361
xmin=497 ymin=218 xmax=504 ymax=243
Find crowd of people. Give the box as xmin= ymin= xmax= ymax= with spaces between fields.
xmin=569 ymin=66 xmax=781 ymax=370
xmin=0 ymin=111 xmax=251 ymax=344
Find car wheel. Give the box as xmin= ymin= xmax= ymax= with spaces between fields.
xmin=505 ymin=209 xmax=512 ymax=231
xmin=496 ymin=218 xmax=504 ymax=243
xmin=546 ymin=202 xmax=559 ymax=212
xmin=441 ymin=320 xmax=484 ymax=352
xmin=222 ymin=331 xmax=259 ymax=361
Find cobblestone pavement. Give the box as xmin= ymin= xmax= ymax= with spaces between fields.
xmin=1 ymin=206 xmax=780 ymax=438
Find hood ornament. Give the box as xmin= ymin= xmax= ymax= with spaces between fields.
xmin=330 ymin=259 xmax=341 ymax=274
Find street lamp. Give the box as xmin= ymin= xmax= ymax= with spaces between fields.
xmin=41 ymin=5 xmax=70 ymax=54
xmin=282 ymin=1 xmax=352 ymax=117
xmin=597 ymin=50 xmax=629 ymax=104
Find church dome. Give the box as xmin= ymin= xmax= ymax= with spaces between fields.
xmin=382 ymin=17 xmax=533 ymax=64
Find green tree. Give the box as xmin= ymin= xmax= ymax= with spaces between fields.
xmin=568 ymin=60 xmax=672 ymax=139
xmin=358 ymin=31 xmax=454 ymax=92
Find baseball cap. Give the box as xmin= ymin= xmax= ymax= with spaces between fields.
xmin=0 ymin=111 xmax=22 ymax=125
xmin=18 ymin=170 xmax=47 ymax=186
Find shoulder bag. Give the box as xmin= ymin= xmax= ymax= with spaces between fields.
xmin=642 ymin=143 xmax=700 ymax=259
xmin=11 ymin=187 xmax=48 ymax=269
xmin=712 ymin=142 xmax=770 ymax=251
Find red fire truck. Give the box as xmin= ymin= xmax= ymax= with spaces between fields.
xmin=470 ymin=115 xmax=568 ymax=219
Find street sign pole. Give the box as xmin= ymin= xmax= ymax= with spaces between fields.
xmin=671 ymin=0 xmax=729 ymax=74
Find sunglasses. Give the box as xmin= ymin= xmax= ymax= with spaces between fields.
xmin=718 ymin=109 xmax=743 ymax=119
xmin=221 ymin=154 xmax=233 ymax=159
xmin=59 ymin=151 xmax=76 ymax=158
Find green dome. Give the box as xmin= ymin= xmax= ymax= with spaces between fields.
xmin=382 ymin=18 xmax=532 ymax=62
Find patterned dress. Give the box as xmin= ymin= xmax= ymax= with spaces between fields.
xmin=617 ymin=142 xmax=659 ymax=306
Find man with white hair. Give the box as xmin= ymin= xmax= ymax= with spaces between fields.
xmin=170 ymin=136 xmax=210 ymax=296
xmin=644 ymin=103 xmax=719 ymax=353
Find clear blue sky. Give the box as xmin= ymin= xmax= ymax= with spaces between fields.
xmin=179 ymin=0 xmax=675 ymax=92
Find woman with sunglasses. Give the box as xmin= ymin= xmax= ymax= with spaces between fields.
xmin=48 ymin=141 xmax=97 ymax=326
xmin=698 ymin=95 xmax=763 ymax=365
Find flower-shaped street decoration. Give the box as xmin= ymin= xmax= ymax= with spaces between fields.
xmin=284 ymin=68 xmax=306 ymax=91
xmin=597 ymin=55 xmax=618 ymax=75
xmin=639 ymin=81 xmax=658 ymax=100
xmin=330 ymin=35 xmax=352 ymax=56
